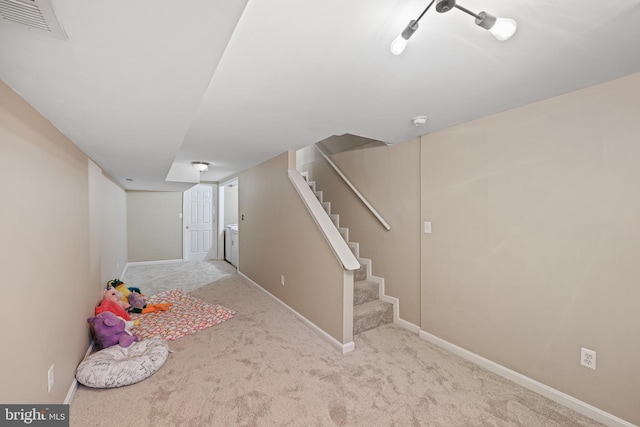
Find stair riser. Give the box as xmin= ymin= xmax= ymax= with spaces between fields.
xmin=353 ymin=304 xmax=393 ymax=335
xmin=354 ymin=281 xmax=379 ymax=305
xmin=354 ymin=265 xmax=366 ymax=281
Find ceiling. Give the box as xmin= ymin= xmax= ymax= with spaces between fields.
xmin=1 ymin=0 xmax=640 ymax=191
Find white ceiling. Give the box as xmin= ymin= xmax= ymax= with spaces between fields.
xmin=1 ymin=0 xmax=640 ymax=191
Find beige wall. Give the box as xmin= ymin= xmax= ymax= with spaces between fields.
xmin=421 ymin=73 xmax=640 ymax=425
xmin=89 ymin=161 xmax=128 ymax=283
xmin=0 ymin=80 xmax=126 ymax=403
xmin=239 ymin=152 xmax=348 ymax=342
xmin=300 ymin=139 xmax=422 ymax=326
xmin=127 ymin=191 xmax=183 ymax=262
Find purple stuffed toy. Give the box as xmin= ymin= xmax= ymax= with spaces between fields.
xmin=87 ymin=311 xmax=139 ymax=349
xmin=127 ymin=291 xmax=146 ymax=311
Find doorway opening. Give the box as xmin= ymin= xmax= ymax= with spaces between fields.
xmin=218 ymin=179 xmax=239 ymax=264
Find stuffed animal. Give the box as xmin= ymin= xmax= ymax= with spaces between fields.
xmin=107 ymin=279 xmax=138 ymax=304
xmin=108 ymin=286 xmax=131 ymax=311
xmin=127 ymin=292 xmax=173 ymax=314
xmin=104 ymin=287 xmax=130 ymax=312
xmin=127 ymin=292 xmax=146 ymax=310
xmin=87 ymin=311 xmax=139 ymax=349
xmin=139 ymin=303 xmax=173 ymax=313
xmin=107 ymin=278 xmax=124 ymax=287
xmin=95 ymin=288 xmax=132 ymax=322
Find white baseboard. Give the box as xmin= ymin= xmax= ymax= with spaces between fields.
xmin=418 ymin=330 xmax=636 ymax=427
xmin=65 ymin=340 xmax=95 ymax=405
xmin=390 ymin=308 xmax=420 ymax=334
xmin=239 ymin=272 xmax=355 ymax=354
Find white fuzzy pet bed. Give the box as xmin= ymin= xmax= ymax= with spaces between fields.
xmin=76 ymin=337 xmax=169 ymax=388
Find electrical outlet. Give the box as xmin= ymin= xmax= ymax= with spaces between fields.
xmin=47 ymin=364 xmax=55 ymax=392
xmin=280 ymin=275 xmax=285 ymax=286
xmin=581 ymin=347 xmax=596 ymax=370
xmin=424 ymin=221 xmax=432 ymax=234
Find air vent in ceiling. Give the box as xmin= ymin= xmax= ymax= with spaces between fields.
xmin=0 ymin=0 xmax=66 ymax=40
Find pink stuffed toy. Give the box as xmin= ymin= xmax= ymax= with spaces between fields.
xmin=87 ymin=311 xmax=139 ymax=349
xmin=105 ymin=286 xmax=131 ymax=311
xmin=95 ymin=287 xmax=131 ymax=321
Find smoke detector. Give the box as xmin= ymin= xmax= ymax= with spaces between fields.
xmin=0 ymin=0 xmax=67 ymax=40
xmin=412 ymin=116 xmax=428 ymax=127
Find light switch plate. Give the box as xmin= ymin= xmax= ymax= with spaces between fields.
xmin=424 ymin=222 xmax=432 ymax=234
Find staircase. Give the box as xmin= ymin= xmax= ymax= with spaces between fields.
xmin=307 ymin=179 xmax=393 ymax=335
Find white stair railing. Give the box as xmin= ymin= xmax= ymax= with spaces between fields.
xmin=314 ymin=144 xmax=391 ymax=231
xmin=288 ymin=170 xmax=360 ymax=271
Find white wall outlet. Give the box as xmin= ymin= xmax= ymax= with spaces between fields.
xmin=581 ymin=347 xmax=596 ymax=370
xmin=424 ymin=221 xmax=432 ymax=234
xmin=47 ymin=364 xmax=54 ymax=392
xmin=280 ymin=275 xmax=285 ymax=286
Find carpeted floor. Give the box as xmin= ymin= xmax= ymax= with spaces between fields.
xmin=122 ymin=260 xmax=237 ymax=295
xmin=70 ymin=268 xmax=604 ymax=427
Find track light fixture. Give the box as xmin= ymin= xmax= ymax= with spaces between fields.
xmin=390 ymin=0 xmax=517 ymax=55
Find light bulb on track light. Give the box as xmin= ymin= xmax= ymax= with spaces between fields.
xmin=390 ymin=20 xmax=419 ymax=55
xmin=475 ymin=12 xmax=517 ymax=41
xmin=488 ymin=17 xmax=517 ymax=40
xmin=390 ymin=34 xmax=409 ymax=55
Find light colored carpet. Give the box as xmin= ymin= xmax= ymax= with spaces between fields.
xmin=70 ymin=271 xmax=604 ymax=427
xmin=122 ymin=260 xmax=237 ymax=295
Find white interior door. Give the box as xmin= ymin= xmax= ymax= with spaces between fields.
xmin=183 ymin=184 xmax=217 ymax=261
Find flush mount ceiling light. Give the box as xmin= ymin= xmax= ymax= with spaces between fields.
xmin=191 ymin=161 xmax=210 ymax=172
xmin=390 ymin=0 xmax=517 ymax=55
